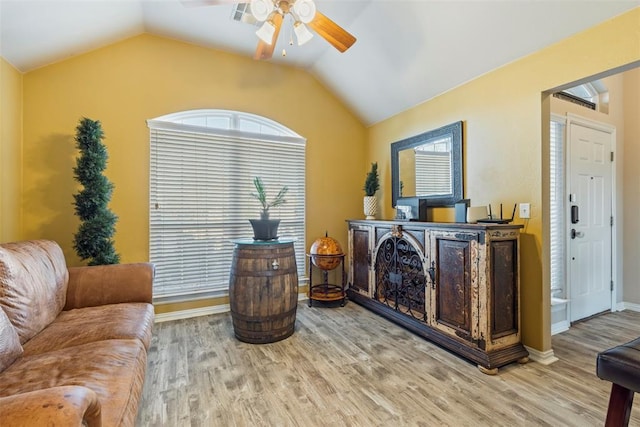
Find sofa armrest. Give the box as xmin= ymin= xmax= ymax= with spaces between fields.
xmin=65 ymin=263 xmax=154 ymax=310
xmin=0 ymin=386 xmax=102 ymax=427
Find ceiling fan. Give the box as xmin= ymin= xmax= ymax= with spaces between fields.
xmin=182 ymin=0 xmax=357 ymax=60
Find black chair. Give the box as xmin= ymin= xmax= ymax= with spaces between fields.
xmin=597 ymin=337 xmax=640 ymax=426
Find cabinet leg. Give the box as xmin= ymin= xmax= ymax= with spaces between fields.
xmin=478 ymin=365 xmax=498 ymax=375
xmin=517 ymin=356 xmax=529 ymax=364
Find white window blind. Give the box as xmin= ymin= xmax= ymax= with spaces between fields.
xmin=550 ymin=117 xmax=566 ymax=298
xmin=148 ymin=110 xmax=306 ymax=301
xmin=415 ymin=151 xmax=452 ymax=195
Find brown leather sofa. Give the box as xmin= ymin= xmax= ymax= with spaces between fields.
xmin=0 ymin=240 xmax=155 ymax=426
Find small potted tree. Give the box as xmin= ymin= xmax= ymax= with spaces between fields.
xmin=72 ymin=117 xmax=120 ymax=265
xmin=363 ymin=162 xmax=380 ymax=220
xmin=250 ymin=177 xmax=288 ymax=240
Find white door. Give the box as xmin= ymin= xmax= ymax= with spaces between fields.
xmin=568 ymin=120 xmax=613 ymax=322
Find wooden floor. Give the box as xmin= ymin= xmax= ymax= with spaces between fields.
xmin=137 ymin=303 xmax=640 ymax=426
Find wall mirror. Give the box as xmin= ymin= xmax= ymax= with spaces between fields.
xmin=391 ymin=121 xmax=463 ymax=208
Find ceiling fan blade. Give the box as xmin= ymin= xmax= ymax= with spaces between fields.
xmin=254 ymin=40 xmax=274 ymax=61
xmin=254 ymin=13 xmax=284 ymax=60
xmin=308 ymin=11 xmax=356 ymax=53
xmin=180 ymin=0 xmax=240 ymax=7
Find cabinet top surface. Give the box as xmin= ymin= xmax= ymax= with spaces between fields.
xmin=346 ymin=219 xmax=523 ymax=230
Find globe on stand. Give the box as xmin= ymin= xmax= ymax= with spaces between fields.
xmin=310 ymin=234 xmax=343 ymax=270
xmin=307 ymin=233 xmax=346 ymax=307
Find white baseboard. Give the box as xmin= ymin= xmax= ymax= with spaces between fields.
xmin=154 ymin=293 xmax=309 ymax=323
xmin=525 ymin=345 xmax=558 ymax=365
xmin=154 ymin=304 xmax=230 ymax=323
xmin=551 ymin=320 xmax=570 ymax=336
xmin=616 ymin=302 xmax=640 ymax=312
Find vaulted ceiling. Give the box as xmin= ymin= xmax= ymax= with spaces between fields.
xmin=1 ymin=1 xmax=637 ymax=125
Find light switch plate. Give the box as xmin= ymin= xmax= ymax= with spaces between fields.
xmin=519 ymin=203 xmax=530 ymax=219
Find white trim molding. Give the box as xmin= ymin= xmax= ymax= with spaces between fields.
xmin=551 ymin=321 xmax=570 ymax=336
xmin=525 ymin=346 xmax=559 ymax=366
xmin=154 ymin=293 xmax=309 ymax=323
xmin=616 ymin=302 xmax=640 ymax=312
xmin=154 ymin=304 xmax=229 ymax=323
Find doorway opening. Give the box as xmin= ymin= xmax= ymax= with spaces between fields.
xmin=547 ymin=80 xmax=621 ymax=335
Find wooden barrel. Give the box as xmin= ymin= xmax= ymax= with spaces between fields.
xmin=229 ymin=241 xmax=298 ymax=344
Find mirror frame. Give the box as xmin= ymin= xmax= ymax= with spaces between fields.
xmin=391 ymin=120 xmax=463 ymax=208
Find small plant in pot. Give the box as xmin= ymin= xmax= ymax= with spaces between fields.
xmin=250 ymin=177 xmax=288 ymax=240
xmin=363 ymin=162 xmax=380 ymax=220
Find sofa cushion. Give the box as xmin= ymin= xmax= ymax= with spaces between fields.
xmin=22 ymin=302 xmax=154 ymax=356
xmin=0 ymin=385 xmax=102 ymax=426
xmin=0 ymin=240 xmax=69 ymax=344
xmin=0 ymin=339 xmax=147 ymax=427
xmin=0 ymin=307 xmax=22 ymax=372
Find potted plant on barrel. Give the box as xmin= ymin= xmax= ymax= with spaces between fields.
xmin=250 ymin=177 xmax=288 ymax=240
xmin=363 ymin=162 xmax=380 ymax=219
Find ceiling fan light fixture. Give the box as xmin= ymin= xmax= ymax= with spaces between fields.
xmin=294 ymin=22 xmax=313 ymax=46
xmin=292 ymin=0 xmax=316 ymax=24
xmin=250 ymin=0 xmax=275 ymax=22
xmin=256 ymin=20 xmax=276 ymax=44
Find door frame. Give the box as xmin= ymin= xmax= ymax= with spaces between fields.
xmin=565 ymin=113 xmax=617 ymax=321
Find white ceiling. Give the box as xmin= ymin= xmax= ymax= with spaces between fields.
xmin=1 ymin=1 xmax=638 ymax=125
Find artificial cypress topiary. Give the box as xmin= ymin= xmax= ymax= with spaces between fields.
xmin=363 ymin=162 xmax=380 ymax=196
xmin=72 ymin=117 xmax=120 ymax=265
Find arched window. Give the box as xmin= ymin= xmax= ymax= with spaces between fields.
xmin=555 ymin=80 xmax=609 ymax=113
xmin=147 ymin=110 xmax=306 ymax=301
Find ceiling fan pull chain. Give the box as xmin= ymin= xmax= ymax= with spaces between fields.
xmin=288 ymin=16 xmax=294 ymax=46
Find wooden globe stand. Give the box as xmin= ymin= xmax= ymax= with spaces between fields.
xmin=307 ymin=254 xmax=346 ymax=307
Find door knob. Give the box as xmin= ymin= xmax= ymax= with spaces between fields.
xmin=571 ymin=229 xmax=584 ymax=239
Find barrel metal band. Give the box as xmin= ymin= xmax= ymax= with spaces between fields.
xmin=231 ymin=267 xmax=297 ymax=277
xmin=230 ymin=308 xmax=296 ymax=323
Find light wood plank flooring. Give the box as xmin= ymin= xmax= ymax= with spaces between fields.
xmin=137 ymin=303 xmax=640 ymax=426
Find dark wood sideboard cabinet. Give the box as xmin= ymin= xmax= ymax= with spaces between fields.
xmin=347 ymin=219 xmax=528 ymax=374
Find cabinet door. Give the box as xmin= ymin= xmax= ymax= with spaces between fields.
xmin=429 ymin=230 xmax=478 ymax=342
xmin=350 ymin=226 xmax=371 ymax=295
xmin=490 ymin=238 xmax=519 ymax=340
xmin=374 ymin=233 xmax=428 ymax=323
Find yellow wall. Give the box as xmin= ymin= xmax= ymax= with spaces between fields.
xmin=21 ymin=34 xmax=367 ymax=270
xmin=368 ymin=8 xmax=640 ymax=351
xmin=624 ymin=68 xmax=640 ymax=303
xmin=0 ymin=58 xmax=23 ymax=242
xmin=10 ymin=8 xmax=640 ymax=350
